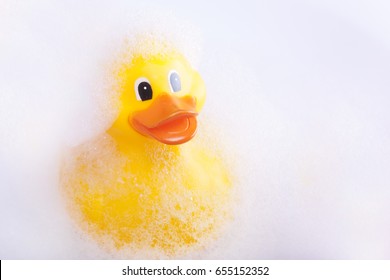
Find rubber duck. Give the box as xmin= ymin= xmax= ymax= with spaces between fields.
xmin=61 ymin=45 xmax=233 ymax=256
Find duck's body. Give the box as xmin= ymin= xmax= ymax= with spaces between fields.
xmin=61 ymin=47 xmax=233 ymax=256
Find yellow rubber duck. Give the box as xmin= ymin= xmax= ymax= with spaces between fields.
xmin=61 ymin=44 xmax=233 ymax=256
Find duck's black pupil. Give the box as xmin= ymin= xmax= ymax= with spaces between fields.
xmin=170 ymin=72 xmax=181 ymax=92
xmin=138 ymin=82 xmax=152 ymax=101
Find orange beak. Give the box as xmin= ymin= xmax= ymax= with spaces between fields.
xmin=129 ymin=95 xmax=198 ymax=145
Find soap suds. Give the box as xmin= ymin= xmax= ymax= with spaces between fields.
xmin=1 ymin=0 xmax=390 ymax=259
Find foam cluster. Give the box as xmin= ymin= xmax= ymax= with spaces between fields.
xmin=61 ymin=127 xmax=234 ymax=258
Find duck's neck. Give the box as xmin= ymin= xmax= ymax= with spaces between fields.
xmin=106 ymin=126 xmax=181 ymax=156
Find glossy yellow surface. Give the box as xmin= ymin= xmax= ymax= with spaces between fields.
xmin=61 ymin=49 xmax=233 ymax=256
xmin=109 ymin=52 xmax=205 ymax=146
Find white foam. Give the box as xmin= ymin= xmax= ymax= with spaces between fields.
xmin=1 ymin=0 xmax=390 ymax=259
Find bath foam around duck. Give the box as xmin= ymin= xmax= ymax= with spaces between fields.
xmin=61 ymin=128 xmax=234 ymax=257
xmin=59 ymin=24 xmax=235 ymax=257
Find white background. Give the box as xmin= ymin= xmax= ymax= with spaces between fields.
xmin=1 ymin=0 xmax=390 ymax=259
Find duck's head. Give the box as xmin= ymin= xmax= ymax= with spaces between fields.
xmin=108 ymin=50 xmax=206 ymax=145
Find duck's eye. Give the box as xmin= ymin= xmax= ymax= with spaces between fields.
xmin=134 ymin=77 xmax=153 ymax=101
xmin=168 ymin=70 xmax=181 ymax=93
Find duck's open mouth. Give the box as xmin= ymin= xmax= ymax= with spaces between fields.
xmin=132 ymin=113 xmax=198 ymax=145
xmin=130 ymin=95 xmax=198 ymax=145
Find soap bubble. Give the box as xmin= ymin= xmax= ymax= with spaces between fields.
xmin=1 ymin=0 xmax=390 ymax=259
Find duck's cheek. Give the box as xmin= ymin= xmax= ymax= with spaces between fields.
xmin=190 ymin=73 xmax=206 ymax=112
